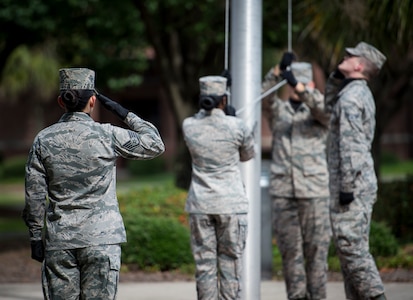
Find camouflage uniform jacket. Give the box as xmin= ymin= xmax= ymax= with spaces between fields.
xmin=182 ymin=108 xmax=255 ymax=214
xmin=262 ymin=69 xmax=330 ymax=198
xmin=23 ymin=112 xmax=165 ymax=250
xmin=325 ymin=76 xmax=377 ymax=198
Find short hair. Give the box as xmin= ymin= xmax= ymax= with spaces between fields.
xmin=359 ymin=57 xmax=380 ymax=80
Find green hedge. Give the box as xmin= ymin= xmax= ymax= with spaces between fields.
xmin=275 ymin=220 xmax=401 ymax=275
xmin=122 ymin=214 xmax=193 ymax=270
xmin=328 ymin=220 xmax=399 ymax=266
xmin=369 ymin=221 xmax=399 ymax=257
xmin=325 ymin=220 xmax=400 ymax=273
xmin=374 ymin=175 xmax=413 ymax=243
xmin=327 ymin=220 xmax=399 ymax=259
xmin=118 ymin=183 xmax=404 ymax=274
xmin=126 ymin=156 xmax=166 ymax=176
xmin=118 ymin=184 xmax=188 ymax=221
xmin=118 ymin=184 xmax=193 ymax=271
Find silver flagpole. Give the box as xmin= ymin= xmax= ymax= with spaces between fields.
xmin=288 ymin=0 xmax=292 ymax=51
xmin=230 ymin=0 xmax=262 ymax=299
xmin=224 ymin=0 xmax=230 ymax=70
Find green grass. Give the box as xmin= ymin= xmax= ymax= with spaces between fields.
xmin=380 ymin=160 xmax=413 ymax=177
xmin=379 ymin=154 xmax=413 ymax=181
xmin=0 ymin=173 xmax=175 ymax=234
xmin=0 ymin=183 xmax=25 ymax=206
xmin=0 ymin=193 xmax=23 ymax=206
xmin=0 ymin=172 xmax=175 ymax=206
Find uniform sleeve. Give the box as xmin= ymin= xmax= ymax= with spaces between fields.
xmin=23 ymin=139 xmax=47 ymax=241
xmin=114 ymin=112 xmax=165 ymax=159
xmin=261 ymin=68 xmax=283 ymax=122
xmin=239 ymin=123 xmax=255 ymax=162
xmin=298 ymin=88 xmax=330 ymax=127
xmin=337 ymin=93 xmax=365 ymax=193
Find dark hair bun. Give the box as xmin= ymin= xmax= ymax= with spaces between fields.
xmin=62 ymin=90 xmax=79 ymax=108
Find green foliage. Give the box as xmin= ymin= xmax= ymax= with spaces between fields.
xmin=327 ymin=255 xmax=342 ymax=273
xmin=369 ymin=221 xmax=399 ymax=257
xmin=320 ymin=221 xmax=399 ymax=273
xmin=376 ymin=245 xmax=413 ymax=269
xmin=107 ymin=74 xmax=143 ymax=91
xmin=0 ymin=0 xmax=55 ymax=32
xmin=263 ymin=0 xmax=292 ymax=48
xmin=0 ymin=156 xmax=26 ymax=180
xmin=366 ymin=0 xmax=413 ymax=53
xmin=297 ymin=0 xmax=412 ymax=64
xmin=375 ymin=176 xmax=413 ymax=242
xmin=54 ymin=0 xmax=148 ymax=88
xmin=126 ymin=156 xmax=165 ymax=177
xmin=380 ymin=160 xmax=413 ymax=177
xmin=1 ymin=44 xmax=59 ymax=103
xmin=122 ymin=215 xmax=193 ymax=270
xmin=118 ymin=183 xmax=187 ymax=221
xmin=0 ymin=217 xmax=26 ymax=233
xmin=0 ymin=0 xmax=148 ymax=91
xmin=134 ymin=0 xmax=230 ymax=104
xmin=118 ymin=184 xmax=191 ymax=271
xmin=380 ymin=151 xmax=400 ymax=165
xmin=327 ymin=221 xmax=399 ymax=258
xmin=271 ymin=243 xmax=284 ymax=279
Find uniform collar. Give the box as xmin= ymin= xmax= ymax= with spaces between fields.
xmin=59 ymin=112 xmax=93 ymax=122
xmin=197 ymin=108 xmax=225 ymax=117
xmin=210 ymin=108 xmax=225 ymax=116
xmin=339 ymin=78 xmax=367 ymax=91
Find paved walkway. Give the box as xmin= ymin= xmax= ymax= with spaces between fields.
xmin=1 ymin=281 xmax=412 ymax=300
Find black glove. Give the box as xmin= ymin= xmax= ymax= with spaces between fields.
xmin=96 ymin=92 xmax=129 ymax=120
xmin=339 ymin=191 xmax=354 ymax=205
xmin=279 ymin=52 xmax=296 ymax=71
xmin=281 ymin=70 xmax=298 ymax=88
xmin=224 ymin=105 xmax=236 ymax=116
xmin=31 ymin=240 xmax=44 ymax=262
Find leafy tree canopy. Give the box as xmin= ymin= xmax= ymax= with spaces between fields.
xmin=1 ymin=0 xmax=412 ymax=182
xmin=0 ymin=0 xmax=147 ymax=90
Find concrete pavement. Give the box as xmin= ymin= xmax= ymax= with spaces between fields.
xmin=1 ymin=281 xmax=412 ymax=300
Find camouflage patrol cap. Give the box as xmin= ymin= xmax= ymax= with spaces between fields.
xmin=199 ymin=76 xmax=227 ymax=96
xmin=291 ymin=62 xmax=313 ymax=84
xmin=345 ymin=42 xmax=386 ymax=70
xmin=59 ymin=68 xmax=95 ymax=90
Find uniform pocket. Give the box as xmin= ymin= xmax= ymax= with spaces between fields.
xmin=107 ymin=244 xmax=121 ymax=271
xmin=237 ymin=214 xmax=248 ymax=253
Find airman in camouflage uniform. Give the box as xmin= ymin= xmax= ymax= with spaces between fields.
xmin=182 ymin=75 xmax=255 ymax=300
xmin=262 ymin=54 xmax=331 ymax=300
xmin=325 ymin=42 xmax=387 ymax=300
xmin=23 ymin=68 xmax=165 ymax=300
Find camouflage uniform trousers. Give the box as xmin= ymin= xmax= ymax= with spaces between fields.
xmin=272 ymin=196 xmax=331 ymax=300
xmin=330 ymin=193 xmax=385 ymax=300
xmin=42 ymin=244 xmax=121 ymax=300
xmin=189 ymin=213 xmax=248 ymax=300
